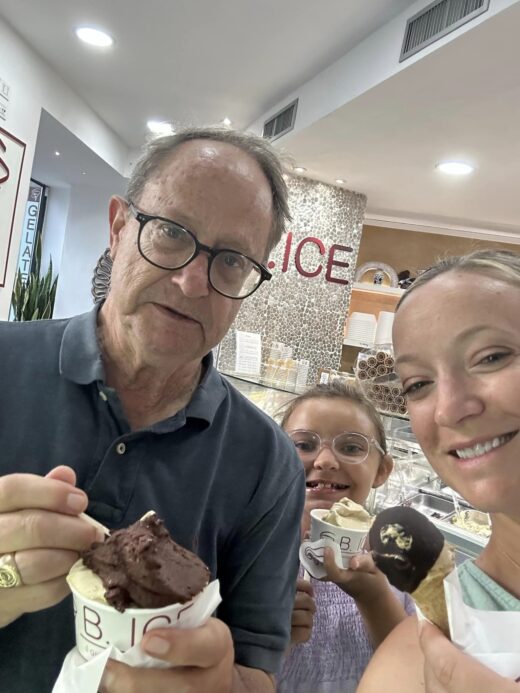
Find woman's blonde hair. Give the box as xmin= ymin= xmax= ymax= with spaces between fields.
xmin=397 ymin=249 xmax=520 ymax=310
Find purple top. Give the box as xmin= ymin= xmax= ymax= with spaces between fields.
xmin=277 ymin=577 xmax=415 ymax=693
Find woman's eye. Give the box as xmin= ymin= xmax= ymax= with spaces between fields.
xmin=402 ymin=381 xmax=430 ymax=397
xmin=478 ymin=351 xmax=510 ymax=366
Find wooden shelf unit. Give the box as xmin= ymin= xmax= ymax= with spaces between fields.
xmin=348 ymin=282 xmax=404 ymax=317
xmin=341 ymin=283 xmax=404 ymax=373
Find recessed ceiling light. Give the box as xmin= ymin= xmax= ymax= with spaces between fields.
xmin=54 ymin=151 xmax=60 ymax=157
xmin=436 ymin=161 xmax=474 ymax=175
xmin=335 ymin=178 xmax=345 ymax=184
xmin=222 ymin=118 xmax=232 ymax=127
xmin=75 ymin=27 xmax=114 ymax=48
xmin=147 ymin=120 xmax=174 ymax=136
xmin=294 ymin=166 xmax=307 ymax=174
xmin=81 ymin=171 xmax=87 ymax=175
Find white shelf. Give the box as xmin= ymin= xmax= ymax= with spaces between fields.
xmin=353 ymin=282 xmax=404 ymax=296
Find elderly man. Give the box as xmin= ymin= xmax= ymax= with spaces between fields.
xmin=0 ymin=127 xmax=305 ymax=692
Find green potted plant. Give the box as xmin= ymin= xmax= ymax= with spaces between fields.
xmin=11 ymin=233 xmax=59 ymax=321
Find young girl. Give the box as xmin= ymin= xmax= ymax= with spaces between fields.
xmin=359 ymin=249 xmax=520 ymax=693
xmin=277 ymin=380 xmax=414 ymax=693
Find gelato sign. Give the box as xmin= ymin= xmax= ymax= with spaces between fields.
xmin=0 ymin=127 xmax=26 ymax=287
xmin=16 ymin=181 xmax=44 ymax=282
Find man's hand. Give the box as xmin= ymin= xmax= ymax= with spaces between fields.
xmin=420 ymin=620 xmax=519 ymax=692
xmin=0 ymin=466 xmax=103 ymax=627
xmin=290 ymin=578 xmax=315 ymax=645
xmin=99 ymin=617 xmax=236 ymax=693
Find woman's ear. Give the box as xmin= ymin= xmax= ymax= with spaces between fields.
xmin=372 ymin=454 xmax=394 ymax=489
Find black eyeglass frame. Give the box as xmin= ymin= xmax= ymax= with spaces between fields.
xmin=127 ymin=201 xmax=272 ymax=299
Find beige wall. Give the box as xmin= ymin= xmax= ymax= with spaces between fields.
xmin=357 ymin=226 xmax=520 ymax=277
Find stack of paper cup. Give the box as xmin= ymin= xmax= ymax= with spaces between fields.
xmin=345 ymin=312 xmax=377 ymax=346
xmin=374 ymin=311 xmax=395 ymax=346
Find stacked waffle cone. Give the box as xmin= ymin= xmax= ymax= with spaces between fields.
xmin=355 ymin=347 xmax=407 ymax=416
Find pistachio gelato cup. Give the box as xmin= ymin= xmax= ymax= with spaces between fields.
xmin=310 ymin=509 xmax=369 ymax=568
xmin=67 ymin=559 xmax=221 ymax=662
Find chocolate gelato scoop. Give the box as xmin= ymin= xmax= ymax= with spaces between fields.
xmin=82 ymin=513 xmax=210 ymax=612
xmin=368 ymin=505 xmax=445 ymax=592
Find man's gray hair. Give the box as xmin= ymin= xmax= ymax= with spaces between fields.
xmin=126 ymin=126 xmax=292 ymax=253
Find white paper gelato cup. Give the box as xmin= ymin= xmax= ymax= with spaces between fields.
xmin=310 ymin=508 xmax=369 ymax=568
xmin=67 ymin=559 xmax=221 ymax=662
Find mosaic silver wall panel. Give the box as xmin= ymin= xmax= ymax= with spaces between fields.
xmin=217 ymin=175 xmax=366 ymax=387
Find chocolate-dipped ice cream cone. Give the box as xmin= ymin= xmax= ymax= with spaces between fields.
xmin=369 ymin=505 xmax=454 ymax=636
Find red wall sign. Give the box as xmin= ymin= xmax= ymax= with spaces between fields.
xmin=0 ymin=127 xmax=27 ymax=287
xmin=268 ymin=231 xmax=353 ymax=286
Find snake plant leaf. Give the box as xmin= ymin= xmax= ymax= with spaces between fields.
xmin=10 ymin=237 xmax=59 ymax=321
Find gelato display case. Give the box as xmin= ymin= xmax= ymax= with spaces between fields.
xmin=223 ymin=375 xmax=296 ymax=420
xmin=377 ymin=417 xmax=490 ymax=561
xmin=225 ymin=375 xmax=490 ymax=561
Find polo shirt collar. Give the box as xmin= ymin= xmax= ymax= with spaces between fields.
xmin=60 ymin=306 xmax=104 ymax=384
xmin=59 ymin=306 xmax=226 ymax=426
xmin=186 ymin=354 xmax=227 ymax=426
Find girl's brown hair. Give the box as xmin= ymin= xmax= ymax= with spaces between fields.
xmin=279 ymin=379 xmax=388 ymax=454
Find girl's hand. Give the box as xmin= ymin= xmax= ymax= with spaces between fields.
xmin=290 ymin=578 xmax=316 ymax=645
xmin=321 ymin=547 xmax=389 ymax=604
xmin=322 ymin=548 xmax=408 ymax=646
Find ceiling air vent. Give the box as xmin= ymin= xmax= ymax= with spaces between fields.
xmin=263 ymin=99 xmax=298 ymax=141
xmin=400 ymin=0 xmax=489 ymax=62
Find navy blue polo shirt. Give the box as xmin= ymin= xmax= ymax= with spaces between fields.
xmin=0 ymin=309 xmax=305 ymax=692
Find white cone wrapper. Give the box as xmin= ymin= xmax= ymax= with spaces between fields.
xmin=443 ymin=567 xmax=520 ymax=680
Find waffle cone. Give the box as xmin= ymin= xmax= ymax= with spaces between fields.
xmin=411 ymin=543 xmax=454 ymax=637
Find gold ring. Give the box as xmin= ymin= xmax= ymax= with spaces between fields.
xmin=0 ymin=553 xmax=23 ymax=588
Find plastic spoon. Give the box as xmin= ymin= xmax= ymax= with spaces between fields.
xmin=79 ymin=512 xmax=109 ymax=535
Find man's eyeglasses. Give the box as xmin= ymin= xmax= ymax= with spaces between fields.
xmin=128 ymin=201 xmax=272 ymax=299
xmin=287 ymin=430 xmax=385 ymax=465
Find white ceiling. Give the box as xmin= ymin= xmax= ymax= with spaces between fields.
xmin=1 ymin=0 xmax=520 ymax=237
xmin=0 ymin=0 xmax=415 ymax=146
xmin=285 ymin=2 xmax=520 ymax=235
xmin=31 ymin=110 xmax=126 ymax=191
